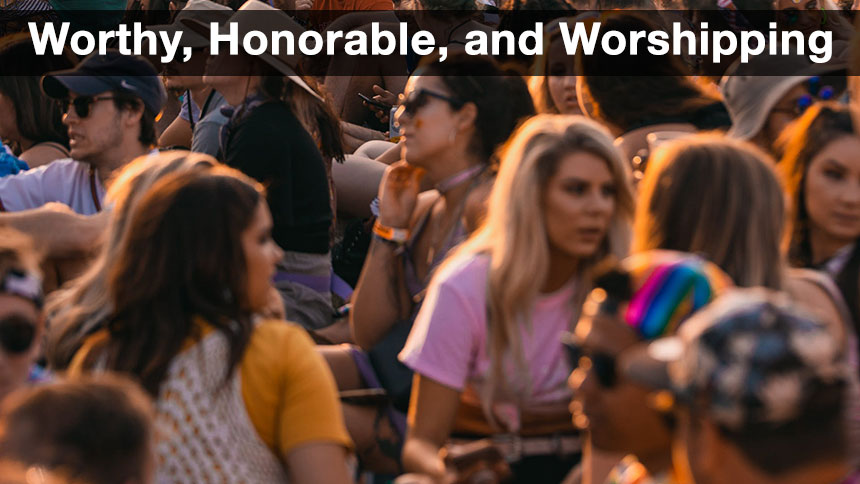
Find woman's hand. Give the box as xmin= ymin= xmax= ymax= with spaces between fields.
xmin=365 ymin=84 xmax=400 ymax=124
xmin=377 ymin=161 xmax=425 ymax=229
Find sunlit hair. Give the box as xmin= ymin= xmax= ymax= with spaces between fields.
xmin=528 ymin=21 xmax=568 ymax=114
xmin=45 ymin=151 xmax=216 ymax=369
xmin=78 ymin=166 xmax=263 ymax=396
xmin=778 ymin=102 xmax=854 ymax=267
xmin=634 ymin=135 xmax=785 ymax=289
xmin=442 ymin=114 xmax=634 ymax=421
xmin=778 ymin=102 xmax=860 ymax=325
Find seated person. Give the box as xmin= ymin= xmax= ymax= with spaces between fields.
xmin=624 ymin=288 xmax=858 ymax=484
xmin=566 ymin=251 xmax=733 ymax=484
xmin=0 ymin=375 xmax=155 ymax=484
xmin=399 ymin=115 xmax=635 ymax=483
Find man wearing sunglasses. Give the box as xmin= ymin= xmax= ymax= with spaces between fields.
xmin=0 ymin=50 xmax=165 ymax=216
xmin=0 ymin=228 xmax=47 ymax=405
xmin=564 ymin=252 xmax=731 ymax=484
xmin=622 ymin=288 xmax=857 ymax=484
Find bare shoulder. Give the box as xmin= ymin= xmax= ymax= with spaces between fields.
xmin=19 ymin=144 xmax=68 ymax=168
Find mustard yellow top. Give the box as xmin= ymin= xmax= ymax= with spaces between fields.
xmin=69 ymin=319 xmax=353 ymax=458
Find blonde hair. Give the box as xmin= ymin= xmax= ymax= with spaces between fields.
xmin=444 ymin=114 xmax=634 ymax=421
xmin=45 ymin=151 xmax=217 ymax=369
xmin=633 ymin=135 xmax=785 ymax=289
xmin=527 ymin=19 xmax=573 ymax=114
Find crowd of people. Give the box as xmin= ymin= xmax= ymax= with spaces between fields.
xmin=0 ymin=0 xmax=860 ymax=483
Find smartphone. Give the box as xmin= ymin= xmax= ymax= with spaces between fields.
xmin=358 ymin=92 xmax=393 ymax=111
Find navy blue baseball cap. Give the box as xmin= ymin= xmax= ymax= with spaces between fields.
xmin=42 ymin=50 xmax=167 ymax=115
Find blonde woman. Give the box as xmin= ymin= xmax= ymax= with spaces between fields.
xmin=45 ymin=151 xmax=217 ymax=369
xmin=528 ymin=18 xmax=583 ymax=115
xmin=398 ymin=115 xmax=635 ymax=483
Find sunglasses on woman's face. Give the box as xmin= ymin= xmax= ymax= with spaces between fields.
xmin=399 ymin=89 xmax=463 ymax=117
xmin=561 ymin=334 xmax=618 ymax=388
xmin=771 ymin=76 xmax=836 ymax=117
xmin=64 ymin=95 xmax=117 ymax=119
xmin=0 ymin=314 xmax=37 ymax=355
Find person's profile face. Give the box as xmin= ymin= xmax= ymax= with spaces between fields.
xmin=567 ymin=298 xmax=674 ymax=456
xmin=545 ymin=37 xmax=580 ymax=115
xmin=239 ymin=201 xmax=283 ymax=313
xmin=395 ymin=75 xmax=465 ymax=170
xmin=62 ymin=90 xmax=128 ymax=163
xmin=803 ymin=135 xmax=860 ymax=247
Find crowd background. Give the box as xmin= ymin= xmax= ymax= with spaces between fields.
xmin=0 ymin=0 xmax=859 ymax=483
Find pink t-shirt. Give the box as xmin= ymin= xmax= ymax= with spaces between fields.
xmin=399 ymin=253 xmax=577 ymax=431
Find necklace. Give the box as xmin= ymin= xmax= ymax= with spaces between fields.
xmin=425 ymin=164 xmax=486 ymax=268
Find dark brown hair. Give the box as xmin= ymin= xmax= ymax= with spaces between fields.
xmin=0 ymin=41 xmax=74 ymax=150
xmin=0 ymin=374 xmax=154 ymax=484
xmin=88 ymin=167 xmax=262 ymax=396
xmin=577 ymin=12 xmax=719 ymax=133
xmin=112 ymin=91 xmax=158 ymax=148
xmin=256 ymin=61 xmax=345 ymax=163
xmin=779 ymin=102 xmax=860 ymax=326
xmin=419 ymin=54 xmax=536 ymax=164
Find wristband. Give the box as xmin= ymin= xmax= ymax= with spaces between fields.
xmin=373 ymin=220 xmax=410 ymax=244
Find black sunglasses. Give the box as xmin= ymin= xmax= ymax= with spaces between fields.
xmin=0 ymin=315 xmax=37 ymax=355
xmin=561 ymin=333 xmax=617 ymax=388
xmin=400 ymin=89 xmax=464 ymax=117
xmin=64 ymin=95 xmax=118 ymax=119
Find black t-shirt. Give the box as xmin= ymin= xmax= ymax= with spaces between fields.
xmin=223 ymin=101 xmax=331 ymax=254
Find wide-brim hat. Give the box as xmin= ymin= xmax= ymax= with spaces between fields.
xmin=149 ymin=0 xmax=233 ymax=50
xmin=720 ymin=47 xmax=848 ymax=140
xmin=182 ymin=0 xmax=322 ymax=101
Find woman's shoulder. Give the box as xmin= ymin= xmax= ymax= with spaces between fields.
xmin=19 ymin=142 xmax=69 ymax=168
xmin=248 ymin=319 xmax=316 ymax=358
xmin=240 ymin=102 xmax=305 ymax=133
xmin=434 ymin=251 xmax=491 ymax=292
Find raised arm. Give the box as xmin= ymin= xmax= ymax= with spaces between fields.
xmin=0 ymin=204 xmax=108 ymax=258
xmin=350 ymin=161 xmax=426 ymax=350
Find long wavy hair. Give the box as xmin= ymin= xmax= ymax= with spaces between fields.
xmin=779 ymin=102 xmax=860 ymax=325
xmin=77 ymin=167 xmax=263 ymax=396
xmin=442 ymin=114 xmax=635 ymax=420
xmin=45 ymin=151 xmax=217 ymax=369
xmin=634 ymin=135 xmax=785 ymax=289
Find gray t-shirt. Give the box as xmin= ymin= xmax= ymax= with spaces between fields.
xmin=191 ymin=90 xmax=229 ymax=158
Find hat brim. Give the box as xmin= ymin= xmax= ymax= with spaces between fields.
xmin=41 ymin=74 xmax=114 ymax=99
xmin=725 ymin=75 xmax=811 ymax=140
xmin=149 ymin=23 xmax=209 ymax=49
xmin=184 ymin=16 xmax=323 ymax=102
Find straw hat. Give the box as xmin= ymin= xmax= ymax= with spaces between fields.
xmin=183 ymin=0 xmax=322 ymax=101
xmin=149 ymin=0 xmax=233 ymax=49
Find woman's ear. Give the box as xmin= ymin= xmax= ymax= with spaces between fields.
xmin=456 ymin=102 xmax=478 ymax=133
